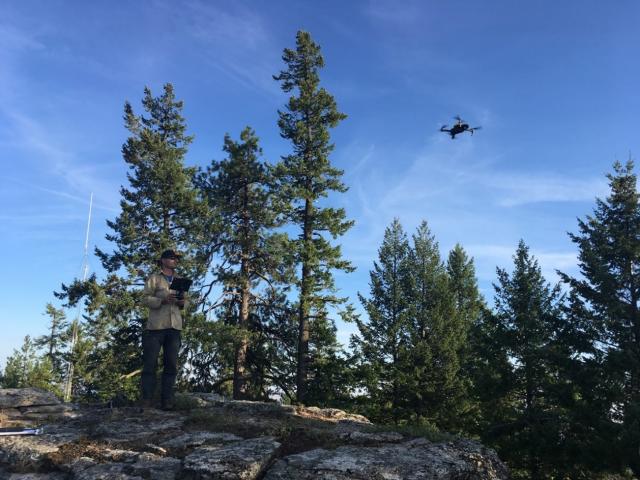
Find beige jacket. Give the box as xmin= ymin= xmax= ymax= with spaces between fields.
xmin=142 ymin=273 xmax=187 ymax=330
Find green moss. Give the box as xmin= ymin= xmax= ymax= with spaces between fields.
xmin=364 ymin=422 xmax=455 ymax=443
xmin=172 ymin=393 xmax=202 ymax=411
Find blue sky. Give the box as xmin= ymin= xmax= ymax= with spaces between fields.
xmin=2 ymin=1 xmax=639 ymax=366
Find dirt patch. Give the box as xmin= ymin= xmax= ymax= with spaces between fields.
xmin=184 ymin=409 xmax=281 ymax=438
xmin=45 ymin=438 xmax=115 ymax=465
xmin=275 ymin=425 xmax=350 ymax=457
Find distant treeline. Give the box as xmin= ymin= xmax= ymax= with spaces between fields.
xmin=1 ymin=31 xmax=638 ymax=480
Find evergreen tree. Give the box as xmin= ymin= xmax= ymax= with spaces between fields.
xmin=447 ymin=244 xmax=482 ymax=333
xmin=402 ymin=224 xmax=471 ymax=430
xmin=56 ymin=84 xmax=210 ymax=401
xmin=353 ymin=221 xmax=476 ymax=427
xmin=488 ymin=240 xmax=565 ymax=480
xmin=1 ymin=336 xmax=59 ymax=395
xmin=466 ymin=306 xmax=515 ymax=443
xmin=34 ymin=303 xmax=69 ymax=380
xmin=273 ymin=30 xmax=353 ymax=403
xmin=99 ymin=83 xmax=210 ymax=278
xmin=196 ymin=127 xmax=280 ymax=399
xmin=559 ymin=160 xmax=640 ymax=476
xmin=352 ymin=219 xmax=412 ymax=423
xmin=447 ymin=244 xmax=483 ymax=431
xmin=545 ymin=289 xmax=609 ymax=479
xmin=249 ymin=290 xmax=299 ymax=402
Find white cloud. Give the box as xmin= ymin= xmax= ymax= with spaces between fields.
xmin=336 ymin=129 xmax=596 ymax=293
xmin=467 ymin=243 xmax=578 ymax=284
xmin=0 ymin=23 xmax=45 ymax=52
xmin=172 ymin=1 xmax=281 ymax=96
xmin=352 ymin=132 xmax=607 ymax=222
xmin=365 ymin=0 xmax=424 ymax=25
xmin=492 ymin=174 xmax=606 ymax=206
xmin=467 ymin=244 xmax=576 ymax=267
xmin=1 ymin=109 xmax=121 ymax=210
xmin=0 ymin=17 xmax=122 ymax=212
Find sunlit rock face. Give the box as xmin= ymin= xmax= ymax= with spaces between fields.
xmin=0 ymin=388 xmax=508 ymax=479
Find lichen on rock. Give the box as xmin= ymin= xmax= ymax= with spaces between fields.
xmin=0 ymin=388 xmax=509 ymax=479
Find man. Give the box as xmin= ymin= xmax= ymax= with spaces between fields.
xmin=141 ymin=249 xmax=186 ymax=410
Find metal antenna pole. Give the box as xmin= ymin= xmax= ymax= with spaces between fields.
xmin=63 ymin=193 xmax=93 ymax=402
xmin=81 ymin=192 xmax=93 ymax=282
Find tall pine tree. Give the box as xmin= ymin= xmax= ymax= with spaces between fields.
xmin=488 ymin=241 xmax=565 ymax=480
xmin=195 ymin=126 xmax=281 ymax=399
xmin=352 ymin=219 xmax=412 ymax=423
xmin=559 ymin=160 xmax=640 ymax=476
xmin=273 ymin=31 xmax=353 ymax=404
xmin=403 ymin=222 xmax=460 ymax=428
xmin=35 ymin=303 xmax=69 ymax=384
xmin=1 ymin=336 xmax=58 ymax=394
xmin=57 ymin=84 xmax=209 ymax=401
xmin=447 ymin=244 xmax=483 ymax=431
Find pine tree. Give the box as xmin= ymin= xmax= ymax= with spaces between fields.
xmin=250 ymin=290 xmax=299 ymax=402
xmin=545 ymin=289 xmax=607 ymax=478
xmin=559 ymin=160 xmax=640 ymax=476
xmin=273 ymin=30 xmax=353 ymax=403
xmin=34 ymin=303 xmax=69 ymax=381
xmin=56 ymin=84 xmax=210 ymax=401
xmin=466 ymin=306 xmax=514 ymax=442
xmin=489 ymin=240 xmax=565 ymax=480
xmin=447 ymin=244 xmax=482 ymax=332
xmin=99 ymin=83 xmax=210 ymax=278
xmin=401 ymin=224 xmax=471 ymax=430
xmin=195 ymin=127 xmax=281 ymax=399
xmin=447 ymin=244 xmax=483 ymax=431
xmin=352 ymin=219 xmax=412 ymax=422
xmin=1 ymin=336 xmax=59 ymax=395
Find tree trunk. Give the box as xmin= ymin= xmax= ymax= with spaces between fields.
xmin=233 ymin=184 xmax=251 ymax=400
xmin=296 ymin=198 xmax=312 ymax=404
xmin=233 ymin=271 xmax=250 ymax=399
xmin=63 ymin=319 xmax=79 ymax=402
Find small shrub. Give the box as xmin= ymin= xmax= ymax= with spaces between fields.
xmin=173 ymin=393 xmax=201 ymax=411
xmin=365 ymin=422 xmax=455 ymax=443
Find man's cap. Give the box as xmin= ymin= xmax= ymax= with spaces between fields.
xmin=160 ymin=249 xmax=181 ymax=259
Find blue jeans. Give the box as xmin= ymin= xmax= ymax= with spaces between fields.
xmin=141 ymin=328 xmax=181 ymax=404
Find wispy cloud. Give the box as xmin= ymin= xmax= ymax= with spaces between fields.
xmin=2 ymin=111 xmax=70 ymax=170
xmin=468 ymin=244 xmax=576 ymax=268
xmin=354 ymin=133 xmax=607 ymax=219
xmin=0 ymin=213 xmax=83 ymax=224
xmin=489 ymin=174 xmax=606 ymax=207
xmin=467 ymin=243 xmax=578 ymax=284
xmin=1 ymin=109 xmax=121 ymax=209
xmin=365 ymin=0 xmax=424 ymax=26
xmin=5 ymin=177 xmax=118 ymax=213
xmin=337 ymin=130 xmax=598 ymax=290
xmin=170 ymin=1 xmax=281 ymax=96
xmin=0 ymin=20 xmax=44 ymax=100
xmin=0 ymin=16 xmax=122 ymax=211
xmin=0 ymin=23 xmax=45 ymax=52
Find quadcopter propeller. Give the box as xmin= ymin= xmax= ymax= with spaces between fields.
xmin=453 ymin=115 xmax=462 ymax=122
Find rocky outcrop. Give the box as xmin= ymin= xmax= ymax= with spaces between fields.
xmin=265 ymin=438 xmax=507 ymax=479
xmin=0 ymin=388 xmax=78 ymax=426
xmin=0 ymin=388 xmax=509 ymax=479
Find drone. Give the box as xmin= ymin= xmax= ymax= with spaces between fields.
xmin=440 ymin=116 xmax=482 ymax=139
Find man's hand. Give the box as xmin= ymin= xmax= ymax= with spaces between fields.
xmin=162 ymin=293 xmax=177 ymax=305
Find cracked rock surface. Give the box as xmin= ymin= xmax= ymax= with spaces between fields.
xmin=0 ymin=388 xmax=508 ymax=479
xmin=264 ymin=438 xmax=508 ymax=479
